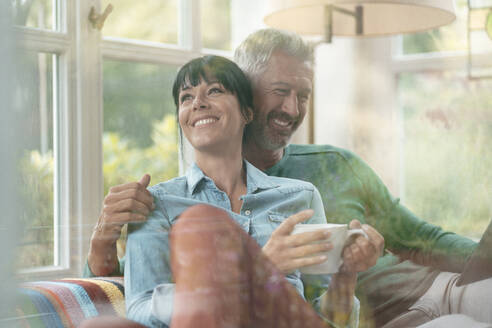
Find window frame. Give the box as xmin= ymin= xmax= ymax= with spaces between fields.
xmin=14 ymin=0 xmax=75 ymax=279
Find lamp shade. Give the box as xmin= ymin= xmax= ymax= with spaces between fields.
xmin=264 ymin=0 xmax=456 ymax=37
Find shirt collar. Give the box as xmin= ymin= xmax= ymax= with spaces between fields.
xmin=186 ymin=160 xmax=279 ymax=195
xmin=186 ymin=162 xmax=207 ymax=194
xmin=244 ymin=160 xmax=279 ymax=193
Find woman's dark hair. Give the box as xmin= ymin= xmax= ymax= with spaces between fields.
xmin=172 ymin=55 xmax=253 ymax=121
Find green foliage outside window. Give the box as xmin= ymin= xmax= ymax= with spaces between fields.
xmin=103 ymin=115 xmax=179 ymax=196
xmin=18 ymin=150 xmax=54 ymax=269
xmin=101 ymin=0 xmax=179 ymax=44
xmin=103 ymin=60 xmax=178 ymax=148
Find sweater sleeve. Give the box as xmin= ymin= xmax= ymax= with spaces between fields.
xmin=342 ymin=150 xmax=477 ymax=272
xmin=82 ymin=258 xmax=124 ymax=278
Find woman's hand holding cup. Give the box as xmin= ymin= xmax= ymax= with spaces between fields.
xmin=262 ymin=210 xmax=334 ymax=274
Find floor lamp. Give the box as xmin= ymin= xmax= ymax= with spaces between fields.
xmin=264 ymin=0 xmax=457 ymax=43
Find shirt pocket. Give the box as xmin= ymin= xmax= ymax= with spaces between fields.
xmin=250 ymin=211 xmax=287 ymax=247
xmin=267 ymin=211 xmax=288 ymax=230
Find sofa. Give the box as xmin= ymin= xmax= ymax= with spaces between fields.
xmin=15 ymin=277 xmax=125 ymax=328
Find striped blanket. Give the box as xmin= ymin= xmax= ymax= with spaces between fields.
xmin=14 ymin=277 xmax=125 ymax=328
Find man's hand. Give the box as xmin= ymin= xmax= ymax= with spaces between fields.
xmin=88 ymin=174 xmax=154 ymax=276
xmin=340 ymin=220 xmax=384 ymax=273
xmin=94 ymin=174 xmax=154 ymax=245
xmin=321 ymin=271 xmax=358 ymax=325
xmin=262 ymin=209 xmax=333 ymax=274
xmin=321 ymin=221 xmax=384 ymax=325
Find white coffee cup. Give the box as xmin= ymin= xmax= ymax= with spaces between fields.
xmin=291 ymin=223 xmax=368 ymax=274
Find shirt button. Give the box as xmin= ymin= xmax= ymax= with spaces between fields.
xmin=244 ymin=210 xmax=251 ymax=216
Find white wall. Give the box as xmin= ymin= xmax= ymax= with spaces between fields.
xmin=314 ymin=39 xmax=357 ymax=150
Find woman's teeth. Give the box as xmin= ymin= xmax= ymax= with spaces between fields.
xmin=195 ymin=118 xmax=217 ymax=127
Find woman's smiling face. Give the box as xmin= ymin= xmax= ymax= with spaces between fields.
xmin=178 ymin=76 xmax=247 ymax=153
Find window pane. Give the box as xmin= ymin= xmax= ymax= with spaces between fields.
xmin=102 ymin=0 xmax=178 ymax=44
xmin=402 ymin=0 xmax=468 ymax=54
xmin=103 ymin=59 xmax=179 ymax=204
xmin=13 ymin=0 xmax=57 ymax=31
xmin=201 ymin=0 xmax=232 ymax=50
xmin=398 ymin=72 xmax=492 ymax=239
xmin=14 ymin=52 xmax=57 ymax=269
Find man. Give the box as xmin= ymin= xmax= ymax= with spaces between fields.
xmin=87 ymin=29 xmax=491 ymax=327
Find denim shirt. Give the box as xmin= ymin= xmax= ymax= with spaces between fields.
xmin=125 ymin=161 xmax=355 ymax=327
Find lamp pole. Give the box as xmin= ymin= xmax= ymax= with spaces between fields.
xmin=324 ymin=5 xmax=333 ymax=43
xmin=324 ymin=4 xmax=364 ymax=43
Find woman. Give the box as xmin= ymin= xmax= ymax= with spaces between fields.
xmin=122 ymin=56 xmax=356 ymax=328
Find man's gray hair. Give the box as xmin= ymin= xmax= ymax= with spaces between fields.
xmin=234 ymin=28 xmax=314 ymax=81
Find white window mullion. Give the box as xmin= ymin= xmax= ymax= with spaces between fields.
xmin=392 ymin=52 xmax=492 ymax=73
xmin=73 ymin=0 xmax=103 ymax=276
xmin=58 ymin=47 xmax=74 ymax=273
xmin=391 ymin=51 xmax=468 ymax=73
xmin=200 ymin=48 xmax=233 ymax=58
xmin=180 ymin=0 xmax=201 ymax=52
xmin=53 ymin=53 xmax=60 ymax=268
xmin=54 ymin=0 xmax=62 ymax=32
xmin=102 ymin=38 xmax=197 ymax=65
xmin=16 ymin=28 xmax=70 ymax=52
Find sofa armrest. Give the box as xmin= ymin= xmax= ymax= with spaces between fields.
xmin=16 ymin=277 xmax=125 ymax=327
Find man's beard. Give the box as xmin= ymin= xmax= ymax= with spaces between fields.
xmin=248 ymin=112 xmax=299 ymax=151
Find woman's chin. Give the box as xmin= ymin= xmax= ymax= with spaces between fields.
xmin=190 ymin=139 xmax=222 ymax=153
xmin=188 ymin=135 xmax=214 ymax=148
xmin=186 ymin=131 xmax=244 ymax=156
